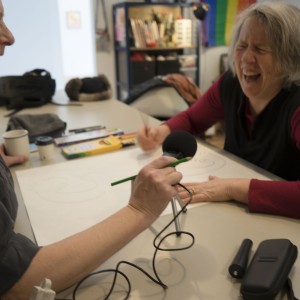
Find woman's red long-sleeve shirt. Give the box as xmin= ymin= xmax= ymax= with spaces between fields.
xmin=165 ymin=74 xmax=300 ymax=219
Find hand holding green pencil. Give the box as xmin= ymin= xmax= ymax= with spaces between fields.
xmin=111 ymin=157 xmax=191 ymax=186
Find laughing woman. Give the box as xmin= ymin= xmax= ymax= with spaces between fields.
xmin=137 ymin=2 xmax=300 ymax=219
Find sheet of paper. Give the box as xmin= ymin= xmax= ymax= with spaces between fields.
xmin=16 ymin=143 xmax=271 ymax=246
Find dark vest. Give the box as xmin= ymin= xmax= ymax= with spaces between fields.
xmin=220 ymin=71 xmax=300 ymax=180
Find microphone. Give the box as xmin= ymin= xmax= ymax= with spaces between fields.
xmin=111 ymin=131 xmax=196 ymax=187
xmin=162 ymin=131 xmax=197 ymax=236
xmin=162 ymin=130 xmax=197 ymax=160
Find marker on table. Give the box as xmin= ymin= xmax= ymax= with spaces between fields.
xmin=111 ymin=156 xmax=192 ymax=186
xmin=69 ymin=125 xmax=105 ymax=134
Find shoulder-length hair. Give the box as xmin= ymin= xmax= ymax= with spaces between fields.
xmin=228 ymin=2 xmax=300 ymax=88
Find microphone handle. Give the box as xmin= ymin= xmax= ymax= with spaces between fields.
xmin=228 ymin=238 xmax=253 ymax=279
xmin=171 ymin=197 xmax=181 ymax=236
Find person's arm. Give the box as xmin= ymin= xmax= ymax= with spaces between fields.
xmin=137 ymin=75 xmax=225 ymax=152
xmin=248 ymin=179 xmax=300 ymax=218
xmin=3 ymin=156 xmax=182 ymax=300
xmin=0 ymin=144 xmax=27 ymax=167
xmin=247 ymin=107 xmax=300 ymax=218
xmin=165 ymin=76 xmax=224 ymax=135
xmin=177 ymin=177 xmax=300 ymax=219
xmin=137 ymin=124 xmax=171 ymax=152
xmin=177 ymin=176 xmax=250 ymax=205
xmin=177 ymin=106 xmax=300 ymax=219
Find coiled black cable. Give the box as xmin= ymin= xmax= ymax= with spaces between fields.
xmin=71 ymin=183 xmax=193 ymax=300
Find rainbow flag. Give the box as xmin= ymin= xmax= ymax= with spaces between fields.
xmin=202 ymin=0 xmax=256 ymax=47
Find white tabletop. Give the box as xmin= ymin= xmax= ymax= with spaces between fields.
xmin=1 ymin=91 xmax=299 ymax=300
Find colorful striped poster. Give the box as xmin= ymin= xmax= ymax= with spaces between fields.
xmin=202 ymin=0 xmax=256 ymax=47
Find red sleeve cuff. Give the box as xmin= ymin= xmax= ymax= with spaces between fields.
xmin=248 ymin=179 xmax=300 ymax=219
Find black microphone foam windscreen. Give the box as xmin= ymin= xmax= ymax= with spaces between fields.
xmin=162 ymin=131 xmax=197 ymax=159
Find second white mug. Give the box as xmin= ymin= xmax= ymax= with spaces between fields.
xmin=3 ymin=129 xmax=30 ymax=157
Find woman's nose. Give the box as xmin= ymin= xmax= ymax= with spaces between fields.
xmin=241 ymin=47 xmax=256 ymax=64
xmin=1 ymin=22 xmax=15 ymax=46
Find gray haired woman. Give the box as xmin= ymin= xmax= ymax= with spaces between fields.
xmin=137 ymin=2 xmax=300 ymax=219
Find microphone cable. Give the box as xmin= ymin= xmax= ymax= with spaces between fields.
xmin=71 ymin=183 xmax=194 ymax=300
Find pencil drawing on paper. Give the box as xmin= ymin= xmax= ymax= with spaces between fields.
xmin=16 ymin=145 xmax=268 ymax=246
xmin=31 ymin=174 xmax=104 ymax=203
xmin=179 ymin=149 xmax=226 ymax=178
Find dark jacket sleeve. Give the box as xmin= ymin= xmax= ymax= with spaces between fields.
xmin=0 ymin=157 xmax=40 ymax=295
xmin=0 ymin=232 xmax=40 ymax=295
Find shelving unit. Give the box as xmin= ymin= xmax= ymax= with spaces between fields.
xmin=113 ymin=2 xmax=200 ymax=101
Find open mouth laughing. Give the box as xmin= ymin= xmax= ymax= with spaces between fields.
xmin=243 ymin=72 xmax=261 ymax=82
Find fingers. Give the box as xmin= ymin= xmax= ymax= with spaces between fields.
xmin=177 ymin=181 xmax=216 ymax=203
xmin=177 ymin=177 xmax=237 ymax=204
xmin=189 ymin=186 xmax=197 ymax=196
xmin=0 ymin=143 xmax=27 ymax=167
xmin=0 ymin=143 xmax=6 ymax=155
xmin=141 ymin=156 xmax=183 ymax=187
xmin=137 ymin=125 xmax=170 ymax=152
xmin=148 ymin=156 xmax=177 ymax=168
xmin=4 ymin=155 xmax=28 ymax=167
xmin=137 ymin=127 xmax=158 ymax=151
xmin=129 ymin=157 xmax=184 ymax=219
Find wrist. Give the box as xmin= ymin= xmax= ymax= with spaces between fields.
xmin=230 ymin=178 xmax=250 ymax=203
xmin=126 ymin=204 xmax=157 ymax=229
xmin=160 ymin=124 xmax=171 ymax=134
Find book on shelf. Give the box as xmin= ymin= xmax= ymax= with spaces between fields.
xmin=130 ymin=19 xmax=141 ymax=48
xmin=130 ymin=18 xmax=161 ymax=48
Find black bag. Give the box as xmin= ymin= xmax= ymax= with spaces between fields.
xmin=7 ymin=113 xmax=66 ymax=143
xmin=0 ymin=69 xmax=56 ymax=110
xmin=240 ymin=239 xmax=298 ymax=300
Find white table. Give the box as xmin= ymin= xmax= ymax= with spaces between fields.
xmin=1 ymin=91 xmax=299 ymax=300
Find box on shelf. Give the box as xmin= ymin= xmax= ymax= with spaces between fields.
xmin=156 ymin=59 xmax=180 ymax=76
xmin=175 ymin=19 xmax=192 ymax=47
xmin=179 ymin=54 xmax=197 ymax=68
xmin=130 ymin=61 xmax=155 ymax=85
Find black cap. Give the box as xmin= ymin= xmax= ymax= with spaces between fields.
xmin=35 ymin=136 xmax=54 ymax=146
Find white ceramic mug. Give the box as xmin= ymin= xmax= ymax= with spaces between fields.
xmin=2 ymin=129 xmax=30 ymax=157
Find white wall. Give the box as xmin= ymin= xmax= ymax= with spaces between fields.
xmin=1 ymin=0 xmax=64 ymax=87
xmin=94 ymin=0 xmax=117 ymax=97
xmin=200 ymin=46 xmax=229 ymax=92
xmin=57 ymin=0 xmax=97 ymax=84
xmin=1 ymin=0 xmax=96 ymax=90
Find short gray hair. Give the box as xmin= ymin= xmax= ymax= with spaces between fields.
xmin=228 ymin=2 xmax=300 ymax=88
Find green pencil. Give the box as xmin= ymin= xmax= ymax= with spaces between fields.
xmin=111 ymin=157 xmax=192 ymax=186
